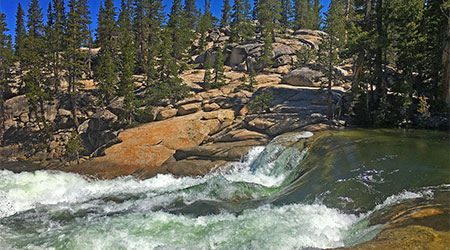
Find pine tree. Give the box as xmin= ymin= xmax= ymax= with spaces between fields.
xmin=132 ymin=0 xmax=148 ymax=73
xmin=65 ymin=0 xmax=92 ymax=128
xmin=203 ymin=60 xmax=213 ymax=89
xmin=95 ymin=0 xmax=118 ymax=104
xmin=14 ymin=3 xmax=26 ymax=60
xmin=117 ymin=0 xmax=137 ymax=122
xmin=422 ymin=0 xmax=448 ymax=108
xmin=253 ymin=0 xmax=259 ymax=20
xmin=198 ymin=2 xmax=213 ymax=53
xmin=0 ymin=12 xmax=14 ymax=130
xmin=184 ymin=0 xmax=199 ymax=30
xmin=220 ymin=0 xmax=232 ymax=27
xmin=280 ymin=0 xmax=293 ymax=32
xmin=45 ymin=0 xmax=66 ymax=93
xmin=168 ymin=0 xmax=193 ymax=63
xmin=258 ymin=0 xmax=281 ymax=70
xmin=248 ymin=66 xmax=257 ymax=91
xmin=230 ymin=0 xmax=254 ymax=43
xmin=294 ymin=0 xmax=321 ymax=30
xmin=145 ymin=0 xmax=165 ymax=83
xmin=214 ymin=47 xmax=226 ymax=87
xmin=310 ymin=0 xmax=322 ymax=30
xmin=149 ymin=27 xmax=189 ymax=104
xmin=294 ymin=0 xmax=310 ymax=29
xmin=320 ymin=0 xmax=346 ymax=121
xmin=22 ymin=0 xmax=51 ymax=129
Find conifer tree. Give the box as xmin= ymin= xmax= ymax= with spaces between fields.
xmin=150 ymin=27 xmax=189 ymax=104
xmin=280 ymin=0 xmax=293 ymax=32
xmin=252 ymin=0 xmax=259 ymax=21
xmin=294 ymin=0 xmax=310 ymax=29
xmin=132 ymin=0 xmax=148 ymax=73
xmin=117 ymin=0 xmax=137 ymax=121
xmin=220 ymin=0 xmax=232 ymax=27
xmin=184 ymin=0 xmax=199 ymax=29
xmin=198 ymin=2 xmax=213 ymax=53
xmin=422 ymin=0 xmax=449 ymax=107
xmin=294 ymin=0 xmax=321 ymax=30
xmin=45 ymin=0 xmax=66 ymax=93
xmin=214 ymin=47 xmax=226 ymax=87
xmin=230 ymin=0 xmax=254 ymax=43
xmin=145 ymin=0 xmax=164 ymax=83
xmin=258 ymin=0 xmax=281 ymax=69
xmin=203 ymin=60 xmax=213 ymax=89
xmin=14 ymin=4 xmax=26 ymax=60
xmin=168 ymin=0 xmax=193 ymax=64
xmin=320 ymin=0 xmax=345 ymax=121
xmin=95 ymin=0 xmax=118 ymax=104
xmin=0 ymin=11 xmax=14 ymax=128
xmin=310 ymin=0 xmax=322 ymax=30
xmin=65 ymin=0 xmax=91 ymax=128
xmin=22 ymin=0 xmax=51 ymax=129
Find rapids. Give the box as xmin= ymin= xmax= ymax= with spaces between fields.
xmin=0 ymin=129 xmax=448 ymax=250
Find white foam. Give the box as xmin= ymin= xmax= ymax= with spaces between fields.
xmin=3 ymin=203 xmax=359 ymax=250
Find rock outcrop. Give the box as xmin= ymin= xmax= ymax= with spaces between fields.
xmin=70 ymin=113 xmax=221 ymax=179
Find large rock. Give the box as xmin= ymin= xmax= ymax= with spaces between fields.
xmin=248 ymin=85 xmax=345 ymax=135
xmin=273 ymin=55 xmax=293 ymax=67
xmin=228 ymin=43 xmax=262 ymax=66
xmin=157 ymin=107 xmax=178 ymax=120
xmin=178 ymin=102 xmax=202 ymax=116
xmin=203 ymin=109 xmax=235 ymax=121
xmin=3 ymin=95 xmax=30 ymax=120
xmin=174 ymin=140 xmax=266 ymax=161
xmin=216 ymin=129 xmax=267 ymax=142
xmin=73 ymin=113 xmax=220 ymax=179
xmin=78 ymin=109 xmax=120 ymax=155
xmin=272 ymin=43 xmax=295 ymax=58
xmin=107 ymin=97 xmax=125 ymax=116
xmin=281 ymin=67 xmax=324 ymax=87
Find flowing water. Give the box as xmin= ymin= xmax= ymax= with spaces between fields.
xmin=0 ymin=129 xmax=448 ymax=250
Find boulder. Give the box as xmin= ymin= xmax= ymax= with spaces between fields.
xmin=281 ymin=67 xmax=324 ymax=87
xmin=166 ymin=159 xmax=228 ymax=177
xmin=174 ymin=140 xmax=265 ymax=161
xmin=175 ymin=95 xmax=203 ymax=107
xmin=4 ymin=95 xmax=29 ymax=120
xmin=273 ymin=55 xmax=293 ymax=67
xmin=87 ymin=109 xmax=118 ymax=131
xmin=178 ymin=102 xmax=202 ymax=115
xmin=229 ymin=46 xmax=247 ymax=66
xmin=73 ymin=113 xmax=220 ymax=179
xmin=216 ymin=129 xmax=267 ymax=142
xmin=78 ymin=109 xmax=120 ymax=155
xmin=247 ymin=117 xmax=276 ymax=130
xmin=272 ymin=43 xmax=295 ymax=58
xmin=157 ymin=108 xmax=178 ymax=120
xmin=107 ymin=97 xmax=125 ymax=116
xmin=203 ymin=109 xmax=235 ymax=121
xmin=228 ymin=44 xmax=261 ymax=66
xmin=203 ymin=103 xmax=220 ymax=112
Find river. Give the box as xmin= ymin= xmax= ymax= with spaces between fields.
xmin=0 ymin=129 xmax=448 ymax=249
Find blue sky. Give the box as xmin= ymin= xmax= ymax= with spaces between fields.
xmin=1 ymin=0 xmax=331 ymax=39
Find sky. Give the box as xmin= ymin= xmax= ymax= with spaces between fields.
xmin=1 ymin=0 xmax=331 ymax=39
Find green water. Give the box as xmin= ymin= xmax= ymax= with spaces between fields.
xmin=0 ymin=129 xmax=448 ymax=250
